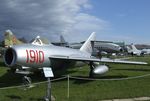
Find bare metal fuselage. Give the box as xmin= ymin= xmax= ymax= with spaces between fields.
xmin=4 ymin=44 xmax=90 ymax=70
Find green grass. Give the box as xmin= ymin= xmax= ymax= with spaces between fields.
xmin=0 ymin=56 xmax=150 ymax=101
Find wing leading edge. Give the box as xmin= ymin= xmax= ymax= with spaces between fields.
xmin=99 ymin=58 xmax=147 ymax=65
xmin=49 ymin=55 xmax=100 ymax=62
xmin=49 ymin=55 xmax=147 ymax=65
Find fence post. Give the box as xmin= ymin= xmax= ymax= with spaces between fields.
xmin=67 ymin=75 xmax=70 ymax=98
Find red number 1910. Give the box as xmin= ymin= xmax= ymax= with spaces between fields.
xmin=26 ymin=50 xmax=44 ymax=64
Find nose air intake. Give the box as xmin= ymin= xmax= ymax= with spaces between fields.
xmin=4 ymin=48 xmax=16 ymax=66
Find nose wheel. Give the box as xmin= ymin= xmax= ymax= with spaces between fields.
xmin=22 ymin=76 xmax=32 ymax=87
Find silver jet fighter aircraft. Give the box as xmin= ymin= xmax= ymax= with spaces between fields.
xmin=4 ymin=32 xmax=147 ymax=78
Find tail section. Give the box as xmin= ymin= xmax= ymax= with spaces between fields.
xmin=4 ymin=30 xmax=23 ymax=47
xmin=131 ymin=44 xmax=138 ymax=51
xmin=60 ymin=35 xmax=66 ymax=43
xmin=126 ymin=46 xmax=132 ymax=52
xmin=80 ymin=32 xmax=96 ymax=54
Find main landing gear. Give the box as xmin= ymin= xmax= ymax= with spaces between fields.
xmin=89 ymin=62 xmax=95 ymax=78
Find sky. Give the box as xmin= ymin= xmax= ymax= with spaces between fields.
xmin=0 ymin=0 xmax=150 ymax=44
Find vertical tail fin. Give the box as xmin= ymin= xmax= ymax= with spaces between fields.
xmin=60 ymin=35 xmax=66 ymax=43
xmin=4 ymin=30 xmax=23 ymax=47
xmin=131 ymin=44 xmax=138 ymax=51
xmin=126 ymin=46 xmax=132 ymax=52
xmin=80 ymin=32 xmax=96 ymax=54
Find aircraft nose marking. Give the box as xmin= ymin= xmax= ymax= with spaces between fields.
xmin=26 ymin=49 xmax=44 ymax=64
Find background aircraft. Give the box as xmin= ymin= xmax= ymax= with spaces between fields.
xmin=70 ymin=41 xmax=123 ymax=57
xmin=141 ymin=49 xmax=150 ymax=55
xmin=93 ymin=41 xmax=122 ymax=53
xmin=51 ymin=35 xmax=69 ymax=47
xmin=127 ymin=44 xmax=144 ymax=56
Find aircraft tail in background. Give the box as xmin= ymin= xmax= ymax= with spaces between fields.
xmin=127 ymin=44 xmax=143 ymax=56
xmin=126 ymin=46 xmax=132 ymax=53
xmin=60 ymin=35 xmax=66 ymax=43
xmin=131 ymin=44 xmax=139 ymax=51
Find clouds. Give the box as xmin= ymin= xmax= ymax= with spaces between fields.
xmin=0 ymin=0 xmax=149 ymax=44
xmin=64 ymin=13 xmax=110 ymax=41
xmin=0 ymin=0 xmax=109 ymax=42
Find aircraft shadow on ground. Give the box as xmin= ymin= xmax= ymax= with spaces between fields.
xmin=0 ymin=70 xmax=46 ymax=88
xmin=29 ymin=97 xmax=47 ymax=101
xmin=96 ymin=75 xmax=128 ymax=79
xmin=0 ymin=67 xmax=77 ymax=87
xmin=54 ymin=69 xmax=77 ymax=77
xmin=6 ymin=95 xmax=45 ymax=101
xmin=114 ymin=68 xmax=150 ymax=72
xmin=6 ymin=95 xmax=22 ymax=101
xmin=0 ymin=70 xmax=23 ymax=87
xmin=72 ymin=75 xmax=128 ymax=84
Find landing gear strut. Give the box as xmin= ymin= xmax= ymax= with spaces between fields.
xmin=89 ymin=62 xmax=95 ymax=78
xmin=22 ymin=76 xmax=32 ymax=87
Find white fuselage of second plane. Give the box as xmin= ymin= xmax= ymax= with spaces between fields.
xmin=70 ymin=42 xmax=122 ymax=53
xmin=94 ymin=42 xmax=122 ymax=53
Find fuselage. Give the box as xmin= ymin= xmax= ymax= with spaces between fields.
xmin=94 ymin=42 xmax=122 ymax=53
xmin=4 ymin=44 xmax=91 ymax=69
